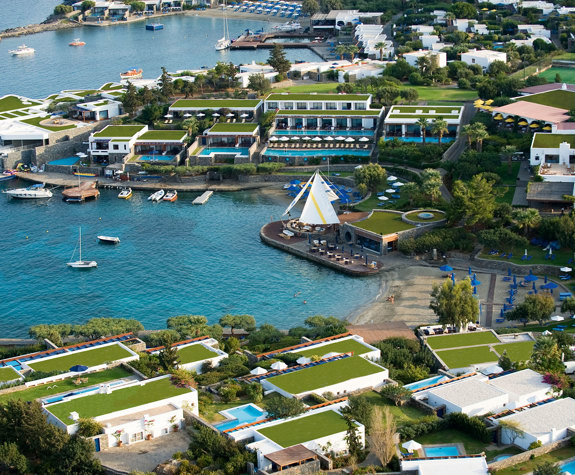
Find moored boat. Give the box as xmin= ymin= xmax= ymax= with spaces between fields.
xmin=148 ymin=189 xmax=165 ymax=202
xmin=118 ymin=188 xmax=132 ymax=199
xmin=120 ymin=68 xmax=143 ymax=80
xmin=67 ymin=227 xmax=97 ymax=269
xmin=0 ymin=170 xmax=16 ymax=182
xmin=9 ymin=45 xmax=35 ymax=56
xmin=97 ymin=235 xmax=120 ymax=244
xmin=3 ymin=183 xmax=52 ymax=199
xmin=163 ymin=190 xmax=177 ymax=202
xmin=69 ymin=39 xmax=86 ymax=46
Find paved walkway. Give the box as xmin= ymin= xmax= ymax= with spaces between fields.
xmin=484 ymin=273 xmax=497 ymax=327
xmin=512 ymin=161 xmax=531 ymax=207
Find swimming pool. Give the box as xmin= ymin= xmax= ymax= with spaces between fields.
xmin=138 ymin=155 xmax=175 ymax=162
xmin=215 ymin=404 xmax=267 ymax=432
xmin=404 ymin=375 xmax=448 ymax=391
xmin=561 ymin=459 xmax=575 ymax=474
xmin=274 ymin=130 xmax=375 ymax=137
xmin=199 ymin=147 xmax=250 ymax=156
xmin=48 ymin=156 xmax=79 ymax=166
xmin=384 ymin=137 xmax=455 ymax=144
xmin=42 ymin=379 xmax=125 ymax=404
xmin=493 ymin=455 xmax=512 ymax=462
xmin=424 ymin=445 xmax=461 ymax=457
xmin=265 ymin=149 xmax=371 ymax=157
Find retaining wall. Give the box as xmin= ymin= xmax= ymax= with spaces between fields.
xmin=488 ymin=436 xmax=572 ymax=471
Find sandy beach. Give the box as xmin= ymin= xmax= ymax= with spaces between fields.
xmin=185 ymin=7 xmax=301 ymax=25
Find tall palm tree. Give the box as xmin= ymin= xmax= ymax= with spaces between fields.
xmin=431 ymin=118 xmax=449 ymax=144
xmin=462 ymin=124 xmax=474 ymax=148
xmin=513 ymin=208 xmax=541 ymax=236
xmin=445 ymin=12 xmax=455 ymax=27
xmin=182 ymin=117 xmax=199 ymax=138
xmin=346 ymin=44 xmax=359 ymax=62
xmin=375 ymin=41 xmax=387 ymax=61
xmin=416 ymin=117 xmax=429 ymax=144
xmin=335 ymin=44 xmax=347 ymax=60
xmin=472 ymin=122 xmax=489 ymax=152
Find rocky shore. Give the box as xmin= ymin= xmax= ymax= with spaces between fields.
xmin=0 ymin=18 xmax=78 ymax=40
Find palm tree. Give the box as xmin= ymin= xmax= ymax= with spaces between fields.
xmin=431 ymin=118 xmax=449 ymax=144
xmin=375 ymin=41 xmax=387 ymax=61
xmin=472 ymin=122 xmax=489 ymax=152
xmin=416 ymin=117 xmax=429 ymax=144
xmin=445 ymin=12 xmax=455 ymax=27
xmin=335 ymin=44 xmax=347 ymax=60
xmin=182 ymin=117 xmax=199 ymax=138
xmin=501 ymin=144 xmax=517 ymax=173
xmin=462 ymin=124 xmax=474 ymax=148
xmin=513 ymin=208 xmax=541 ymax=236
xmin=346 ymin=44 xmax=359 ymax=62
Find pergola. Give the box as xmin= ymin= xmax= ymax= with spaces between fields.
xmin=264 ymin=444 xmax=318 ymax=471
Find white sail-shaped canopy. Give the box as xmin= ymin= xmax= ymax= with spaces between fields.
xmin=320 ymin=176 xmax=340 ymax=202
xmin=299 ymin=171 xmax=340 ymax=225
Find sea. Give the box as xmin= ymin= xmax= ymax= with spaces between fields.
xmin=0 ymin=182 xmax=381 ymax=337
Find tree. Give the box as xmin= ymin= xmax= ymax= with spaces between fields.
xmin=555 ymin=73 xmax=562 ymax=83
xmin=533 ymin=461 xmax=562 ymax=475
xmin=167 ymin=315 xmax=210 ymax=337
xmin=561 ymin=297 xmax=575 ymax=315
xmin=130 ymin=1 xmax=145 ymax=12
xmin=344 ymin=415 xmax=363 ymax=459
xmin=122 ymin=81 xmax=141 ymax=118
xmin=507 ymin=294 xmax=555 ymax=327
xmin=139 ymin=103 xmax=164 ymax=125
xmin=268 ymin=45 xmax=291 ymax=77
xmin=343 ymin=395 xmax=373 ymax=430
xmin=182 ymin=117 xmax=199 ymax=138
xmin=80 ymin=0 xmax=95 ymax=12
xmin=354 ymin=163 xmax=387 ymax=194
xmin=158 ymin=66 xmax=174 ymax=101
xmin=335 ymin=44 xmax=348 ymax=60
xmin=369 ymin=407 xmax=396 ymax=466
xmin=487 ymin=60 xmax=509 ymax=77
xmin=464 ymin=122 xmax=489 ymax=152
xmin=225 ymin=336 xmax=241 ymax=354
xmin=244 ymin=382 xmax=263 ymax=403
xmin=513 ymin=208 xmax=541 ymax=236
xmin=531 ymin=336 xmax=565 ymax=373
xmin=320 ymin=0 xmax=342 ymax=13
xmin=219 ymin=314 xmax=256 ymax=336
xmin=75 ymin=317 xmax=144 ymax=339
xmin=430 ymin=279 xmax=479 ymax=329
xmin=76 ymin=418 xmax=103 ymax=437
xmin=158 ymin=343 xmax=180 ymax=372
xmin=416 ymin=117 xmax=429 ymax=144
xmin=499 ymin=419 xmax=525 ymax=445
xmin=430 ymin=118 xmax=448 ymax=145
xmin=501 ymin=144 xmax=517 ymax=174
xmin=301 ymin=0 xmax=319 ymax=16
xmin=400 ymin=88 xmax=418 ymax=103
xmin=375 ymin=41 xmax=387 ymax=61
xmin=247 ymin=73 xmax=271 ymax=95
xmin=346 ymin=45 xmax=359 ymax=62
xmin=450 ymin=175 xmax=498 ymax=228
xmin=380 ymin=384 xmax=412 ymax=406
xmin=421 ymin=168 xmax=443 ymax=203
xmin=194 ymin=74 xmax=206 ymax=94
xmin=498 ymin=350 xmax=513 ymax=371
xmin=0 ymin=442 xmax=27 ymax=475
xmin=54 ymin=4 xmax=73 ymax=15
xmin=450 ymin=1 xmax=477 ymax=19
xmin=265 ymin=395 xmax=305 ymax=419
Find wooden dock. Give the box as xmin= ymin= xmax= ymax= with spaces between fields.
xmin=61 ymin=181 xmax=100 ymax=202
xmin=193 ymin=190 xmax=214 ymax=205
xmin=231 ymin=33 xmax=323 ymax=50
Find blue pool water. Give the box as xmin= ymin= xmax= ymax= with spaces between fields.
xmin=424 ymin=446 xmax=461 ymax=457
xmin=274 ymin=130 xmax=375 ymax=137
xmin=404 ymin=375 xmax=447 ymax=391
xmin=139 ymin=155 xmax=175 ymax=162
xmin=199 ymin=147 xmax=250 ymax=156
xmin=384 ymin=137 xmax=455 ymax=144
xmin=493 ymin=455 xmax=512 ymax=462
xmin=48 ymin=157 xmax=80 ymax=166
xmin=265 ymin=149 xmax=371 ymax=157
xmin=216 ymin=404 xmax=267 ymax=432
xmin=43 ymin=379 xmax=125 ymax=403
xmin=561 ymin=460 xmax=575 ymax=473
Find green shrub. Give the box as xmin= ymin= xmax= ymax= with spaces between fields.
xmin=478 ymin=228 xmax=529 ymax=251
xmin=445 ymin=412 xmax=490 ymax=443
xmin=54 ymin=4 xmax=73 ymax=15
xmin=528 ymin=440 xmax=542 ymax=450
xmin=398 ymin=228 xmax=474 ymax=255
xmin=256 ymin=162 xmax=285 ymax=174
xmin=174 ymin=165 xmax=207 ymax=176
xmin=398 ymin=416 xmax=446 ymax=440
xmin=76 ymin=418 xmax=103 ymax=437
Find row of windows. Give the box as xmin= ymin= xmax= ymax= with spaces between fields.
xmin=267 ymin=102 xmax=367 ymax=111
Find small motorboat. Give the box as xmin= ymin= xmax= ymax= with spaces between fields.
xmin=69 ymin=38 xmax=86 ymax=46
xmin=3 ymin=183 xmax=52 ymax=199
xmin=9 ymin=44 xmax=35 ymax=56
xmin=0 ymin=170 xmax=16 ymax=182
xmin=148 ymin=189 xmax=165 ymax=202
xmin=97 ymin=235 xmax=120 ymax=244
xmin=163 ymin=190 xmax=177 ymax=202
xmin=120 ymin=68 xmax=143 ymax=80
xmin=118 ymin=188 xmax=132 ymax=199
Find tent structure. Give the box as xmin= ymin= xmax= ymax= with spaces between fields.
xmin=271 ymin=361 xmax=288 ymax=371
xmin=250 ymin=366 xmax=268 ymax=375
xmin=402 ymin=440 xmax=422 ymax=453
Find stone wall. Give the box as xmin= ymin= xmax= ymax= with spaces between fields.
xmin=2 ymin=147 xmax=35 ymax=169
xmin=488 ymin=436 xmax=572 ymax=471
xmin=473 ymin=252 xmax=569 ymax=278
xmin=257 ymin=460 xmax=321 ymax=475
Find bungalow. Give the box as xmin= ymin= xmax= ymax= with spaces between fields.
xmin=530 ymin=133 xmax=575 ymax=183
xmin=168 ymin=98 xmax=263 ymax=121
xmin=471 ymin=23 xmax=489 ymax=35
xmin=147 ymin=337 xmax=227 ymax=373
xmin=190 ymin=122 xmax=260 ymax=165
xmin=517 ymin=24 xmax=551 ymax=38
xmin=453 ymin=19 xmax=471 ymax=32
xmin=411 ymin=25 xmax=435 ymax=34
xmin=264 ymin=92 xmax=373 ymax=113
xmin=88 ymin=124 xmax=148 ymax=164
xmin=355 ymin=24 xmax=393 ymax=59
xmin=421 ymin=34 xmax=440 ymax=49
xmin=71 ymin=99 xmax=122 ymax=121
xmin=133 ymin=129 xmax=188 ymax=163
xmin=107 ymin=2 xmax=130 ymax=20
xmin=460 ymin=49 xmax=507 ymax=70
xmin=403 ymin=50 xmax=447 ymax=68
xmin=520 ymin=0 xmax=555 ymax=15
xmin=310 ymin=10 xmax=382 ymax=33
xmin=44 ymin=375 xmax=198 ymax=449
xmin=383 ymin=105 xmax=463 ymax=141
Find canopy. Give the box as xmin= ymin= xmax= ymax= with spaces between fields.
xmin=183 ymin=113 xmax=192 ymax=118
xmin=197 ymin=112 xmax=205 ymax=117
xmin=543 ymin=282 xmax=558 ymax=289
xmin=280 ymin=136 xmax=289 ymax=142
xmin=524 ymin=274 xmax=538 ymax=282
xmin=359 ymin=137 xmax=370 ymax=142
xmin=393 ymin=182 xmax=404 ymax=187
xmin=494 ymin=114 xmax=503 ymax=120
xmin=378 ymin=196 xmax=389 ymax=201
xmin=551 ymin=315 xmax=565 ymax=322
xmin=345 ymin=137 xmax=355 ymax=142
xmin=402 ymin=440 xmax=422 ymax=452
xmin=440 ymin=265 xmax=453 ymax=272
xmin=505 ymin=117 xmax=514 ymax=123
xmin=271 ymin=361 xmax=288 ymax=370
xmin=313 ymin=136 xmax=322 ymax=142
xmin=325 ymin=136 xmax=334 ymax=141
xmin=250 ymin=366 xmax=267 ymax=375
xmin=387 ymin=176 xmax=397 ymax=181
xmin=542 ymin=330 xmax=552 ymax=336
xmin=335 ymin=136 xmax=345 ymax=141
xmin=518 ymin=120 xmax=528 ymax=126
xmin=69 ymin=365 xmax=89 ymax=372
xmin=302 ymin=136 xmax=311 ymax=141
xmin=561 ymin=267 xmax=572 ymax=272
xmin=226 ymin=113 xmax=234 ymax=117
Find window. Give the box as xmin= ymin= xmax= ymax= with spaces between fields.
xmin=472 ymin=58 xmax=476 ymax=63
xmin=296 ymin=102 xmax=308 ymax=110
xmin=268 ymin=102 xmax=278 ymax=110
xmin=325 ymin=102 xmax=336 ymax=110
xmin=113 ymin=144 xmax=119 ymax=150
xmin=342 ymin=102 xmax=351 ymax=110
xmin=311 ymin=102 xmax=322 ymax=110
xmin=282 ymin=102 xmax=294 ymax=110
xmin=130 ymin=432 xmax=144 ymax=443
xmin=355 ymin=103 xmax=366 ymax=110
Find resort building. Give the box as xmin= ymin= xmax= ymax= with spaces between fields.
xmin=133 ymin=129 xmax=188 ymax=164
xmin=168 ymin=99 xmax=263 ymax=121
xmin=493 ymin=398 xmax=575 ymax=450
xmin=190 ymin=122 xmax=260 ymax=165
xmin=526 ymin=181 xmax=575 ymax=211
xmin=71 ymin=99 xmax=122 ymax=122
xmin=403 ymin=50 xmax=447 ymax=69
xmin=383 ymin=105 xmax=463 ymax=142
xmin=44 ymin=375 xmax=198 ymax=450
xmin=471 ymin=23 xmax=489 ymax=35
xmin=530 ymin=133 xmax=575 ymax=177
xmin=411 ymin=25 xmax=435 ymax=34
xmin=354 ymin=24 xmax=393 ymax=59
xmin=517 ymin=24 xmax=551 ymax=38
xmin=452 ymin=19 xmax=471 ymax=32
xmin=310 ymin=10 xmax=382 ymax=33
xmin=88 ymin=124 xmax=148 ymax=164
xmin=520 ymin=0 xmax=555 ymax=15
xmin=401 ymin=455 xmax=489 ymax=475
xmin=460 ymin=49 xmax=507 ymax=70
xmin=147 ymin=336 xmax=227 ymax=373
xmin=421 ymin=35 xmax=440 ymax=49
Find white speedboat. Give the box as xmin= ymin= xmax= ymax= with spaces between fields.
xmin=3 ymin=183 xmax=52 ymax=199
xmin=118 ymin=188 xmax=132 ymax=199
xmin=273 ymin=21 xmax=301 ymax=31
xmin=97 ymin=235 xmax=120 ymax=244
xmin=67 ymin=227 xmax=97 ymax=269
xmin=148 ymin=189 xmax=165 ymax=202
xmin=10 ymin=44 xmax=35 ymax=56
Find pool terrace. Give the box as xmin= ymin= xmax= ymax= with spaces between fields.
xmin=48 ymin=156 xmax=80 ymax=166
xmin=198 ymin=147 xmax=250 ymax=157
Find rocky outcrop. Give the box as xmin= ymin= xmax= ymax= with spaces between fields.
xmin=0 ymin=17 xmax=78 ymax=39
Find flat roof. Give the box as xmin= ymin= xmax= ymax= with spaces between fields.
xmin=519 ymin=83 xmax=575 ymax=95
xmin=264 ymin=444 xmax=317 ymax=467
xmin=294 ymin=338 xmax=373 ymax=358
xmin=493 ymin=102 xmax=569 ymax=124
xmin=0 ymin=95 xmax=42 ymax=113
xmin=532 ymin=133 xmax=575 ymax=148
xmin=428 ymin=377 xmax=507 ymax=407
xmin=27 ymin=343 xmax=132 ymax=372
xmin=517 ymin=90 xmax=575 ymax=110
xmin=276 ymin=109 xmax=381 ymax=116
xmin=267 ymin=93 xmax=370 ymax=102
xmin=170 ymin=99 xmax=261 ymax=109
xmin=266 ymin=356 xmax=385 ymax=394
xmin=93 ymin=125 xmax=146 ymax=138
xmin=177 ymin=343 xmax=219 ymax=364
xmin=47 ymin=377 xmax=191 ymax=424
xmin=137 ymin=130 xmax=186 ymax=141
xmin=489 ymin=369 xmax=550 ymax=397
xmin=401 ymin=456 xmax=489 ymax=475
xmin=499 ymin=398 xmax=575 ymax=436
xmin=0 ymin=366 xmax=20 ymax=382
xmin=209 ymin=123 xmax=258 ymax=134
xmin=526 ymin=182 xmax=574 ymax=202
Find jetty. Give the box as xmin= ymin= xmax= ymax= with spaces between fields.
xmin=193 ymin=190 xmax=214 ymax=205
xmin=231 ymin=32 xmax=323 ymax=50
xmin=61 ymin=181 xmax=100 ymax=202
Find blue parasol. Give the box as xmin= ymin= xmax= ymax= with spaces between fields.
xmin=543 ymin=282 xmax=558 ymax=289
xmin=524 ymin=274 xmax=538 ymax=282
xmin=470 ymin=276 xmax=481 ymax=286
xmin=70 ymin=365 xmax=89 ymax=372
xmin=440 ymin=265 xmax=453 ymax=272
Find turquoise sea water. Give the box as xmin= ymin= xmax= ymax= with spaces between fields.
xmin=0 ymin=181 xmax=380 ymax=337
xmin=1 ymin=1 xmax=61 ymax=31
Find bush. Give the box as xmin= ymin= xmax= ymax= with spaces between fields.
xmin=53 ymin=4 xmax=73 ymax=15
xmin=219 ymin=383 xmax=241 ymax=402
xmin=528 ymin=440 xmax=542 ymax=450
xmin=174 ymin=165 xmax=207 ymax=176
xmin=76 ymin=418 xmax=103 ymax=437
xmin=24 ymin=370 xmax=64 ymax=382
xmin=265 ymin=395 xmax=305 ymax=419
xmin=445 ymin=413 xmax=490 ymax=443
xmin=398 ymin=228 xmax=474 ymax=255
xmin=399 ymin=416 xmax=446 ymax=440
xmin=478 ymin=228 xmax=529 ymax=251
xmin=217 ymin=164 xmax=257 ymax=178
xmin=256 ymin=162 xmax=285 ymax=174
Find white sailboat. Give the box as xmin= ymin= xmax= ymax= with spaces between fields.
xmin=67 ymin=227 xmax=97 ymax=268
xmin=215 ymin=2 xmax=231 ymax=51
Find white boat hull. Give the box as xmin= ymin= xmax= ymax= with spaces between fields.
xmin=67 ymin=261 xmax=98 ymax=268
xmin=97 ymin=236 xmax=120 ymax=244
xmin=4 ymin=189 xmax=52 ymax=199
xmin=148 ymin=189 xmax=165 ymax=202
xmin=215 ymin=40 xmax=231 ymax=50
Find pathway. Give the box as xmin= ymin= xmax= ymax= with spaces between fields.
xmin=511 ymin=161 xmax=531 ymax=207
xmin=441 ymin=103 xmax=476 ymax=164
xmin=484 ymin=273 xmax=497 ymax=328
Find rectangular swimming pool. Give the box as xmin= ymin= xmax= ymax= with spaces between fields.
xmin=199 ymin=147 xmax=249 ymax=156
xmin=215 ymin=404 xmax=267 ymax=432
xmin=49 ymin=157 xmax=79 ymax=166
xmin=138 ymin=155 xmax=175 ymax=162
xmin=265 ymin=149 xmax=371 ymax=157
xmin=424 ymin=446 xmax=461 ymax=457
xmin=561 ymin=459 xmax=575 ymax=474
xmin=404 ymin=375 xmax=448 ymax=391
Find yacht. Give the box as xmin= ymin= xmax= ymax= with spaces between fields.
xmin=9 ymin=45 xmax=35 ymax=56
xmin=273 ymin=21 xmax=301 ymax=32
xmin=148 ymin=189 xmax=165 ymax=202
xmin=118 ymin=188 xmax=132 ymax=199
xmin=3 ymin=183 xmax=52 ymax=199
xmin=97 ymin=235 xmax=120 ymax=244
xmin=67 ymin=227 xmax=97 ymax=269
xmin=215 ymin=3 xmax=231 ymax=50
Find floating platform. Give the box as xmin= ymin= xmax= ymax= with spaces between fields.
xmin=62 ymin=181 xmax=100 ymax=202
xmin=146 ymin=23 xmax=164 ymax=30
xmin=193 ymin=190 xmax=213 ymax=205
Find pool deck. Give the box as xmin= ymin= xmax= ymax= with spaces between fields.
xmin=260 ymin=220 xmax=382 ymax=276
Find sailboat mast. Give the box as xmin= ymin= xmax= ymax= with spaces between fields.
xmin=79 ymin=227 xmax=82 ymax=261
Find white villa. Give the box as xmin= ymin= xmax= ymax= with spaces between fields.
xmin=383 ymin=105 xmax=463 ymax=141
xmin=401 ymin=456 xmax=489 ymax=475
xmin=460 ymin=49 xmax=507 ymax=70
xmin=71 ymin=99 xmax=122 ymax=122
xmin=148 ymin=337 xmax=227 ymax=373
xmin=403 ymin=50 xmax=447 ymax=68
xmin=88 ymin=124 xmax=148 ymax=164
xmin=355 ymin=24 xmax=393 ymax=59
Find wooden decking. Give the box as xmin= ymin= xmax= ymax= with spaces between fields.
xmin=231 ymin=33 xmax=321 ymax=50
xmin=61 ymin=181 xmax=100 ymax=201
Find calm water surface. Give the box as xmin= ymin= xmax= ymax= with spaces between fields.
xmin=0 ymin=182 xmax=380 ymax=337
xmin=1 ymin=0 xmax=61 ymax=31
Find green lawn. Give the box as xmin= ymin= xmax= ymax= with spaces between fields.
xmin=495 ymin=162 xmax=520 ymax=185
xmin=403 ymin=210 xmax=445 ymax=223
xmin=0 ymin=367 xmax=133 ymax=403
xmin=496 ymin=446 xmax=575 ymax=475
xmin=416 ymin=429 xmax=489 ymax=455
xmin=426 ymin=331 xmax=499 ymax=350
xmin=177 ymin=343 xmax=219 ymax=364
xmin=516 ymin=322 xmax=575 ymax=334
xmin=409 ymin=86 xmax=478 ymax=102
xmin=258 ymin=410 xmax=351 ymax=447
xmin=517 ymin=90 xmax=575 ymax=110
xmin=266 ymin=356 xmax=385 ymax=394
xmin=352 ymin=211 xmax=414 ymax=235
xmin=295 ymin=339 xmax=372 ymax=358
xmin=138 ymin=130 xmax=187 ymax=141
xmin=64 ymin=90 xmax=97 ymax=98
xmin=480 ymin=243 xmax=573 ymax=267
xmin=495 ymin=186 xmax=515 ymax=205
xmin=436 ymin=346 xmax=498 ymax=368
xmin=0 ymin=367 xmax=21 ymax=382
xmin=100 ymin=83 xmax=123 ymax=91
xmin=171 ymin=99 xmax=261 ymax=108
xmin=532 ymin=133 xmax=575 ymax=148
xmin=271 ymin=83 xmax=340 ymax=94
xmin=27 ymin=343 xmax=133 ymax=372
xmin=48 ymin=377 xmax=189 ymax=424
xmin=553 ymin=53 xmax=575 ymax=61
xmin=361 ymin=390 xmax=427 ymax=424
xmin=209 ymin=123 xmax=258 ymax=133
xmin=20 ymin=116 xmax=76 ymax=132
xmin=0 ymin=95 xmax=41 ymax=113
xmin=493 ymin=341 xmax=535 ymax=361
xmin=538 ymin=67 xmax=575 ymax=84
xmin=93 ymin=125 xmax=146 ymax=138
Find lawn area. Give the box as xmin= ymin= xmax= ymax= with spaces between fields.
xmin=480 ymin=243 xmax=573 ymax=267
xmin=138 ymin=130 xmax=187 ymax=141
xmin=209 ymin=123 xmax=258 ymax=133
xmin=409 ymin=86 xmax=478 ymax=101
xmin=403 ymin=210 xmax=445 ymax=223
xmin=493 ymin=341 xmax=535 ymax=361
xmin=0 ymin=95 xmax=41 ymax=113
xmin=93 ymin=125 xmax=146 ymax=138
xmin=538 ymin=67 xmax=575 ymax=84
xmin=517 ymin=90 xmax=575 ymax=110
xmin=48 ymin=377 xmax=189 ymax=424
xmin=426 ymin=331 xmax=499 ymax=350
xmin=352 ymin=211 xmax=414 ymax=235
xmin=21 ymin=117 xmax=76 ymax=132
xmin=295 ymin=339 xmax=372 ymax=358
xmin=416 ymin=429 xmax=489 ymax=455
xmin=266 ymin=356 xmax=385 ymax=394
xmin=553 ymin=53 xmax=575 ymax=61
xmin=0 ymin=367 xmax=20 ymax=382
xmin=27 ymin=343 xmax=133 ymax=372
xmin=100 ymin=83 xmax=123 ymax=90
xmin=0 ymin=367 xmax=133 ymax=403
xmin=177 ymin=343 xmax=219 ymax=364
xmin=361 ymin=390 xmax=427 ymax=424
xmin=496 ymin=446 xmax=575 ymax=475
xmin=258 ymin=410 xmax=351 ymax=447
xmin=200 ymin=399 xmax=250 ymax=423
xmin=495 ymin=162 xmax=520 ymax=185
xmin=271 ymin=83 xmax=339 ymax=94
xmin=495 ymin=186 xmax=515 ymax=205
xmin=436 ymin=346 xmax=498 ymax=368
xmin=353 ymin=192 xmax=410 ymax=213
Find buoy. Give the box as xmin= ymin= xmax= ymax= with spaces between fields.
xmin=46 ymin=230 xmax=49 ymax=233
xmin=26 ymin=236 xmax=28 ymax=239
xmin=99 ymin=217 xmax=102 ymax=220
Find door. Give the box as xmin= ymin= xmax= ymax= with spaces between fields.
xmin=94 ymin=438 xmax=101 ymax=452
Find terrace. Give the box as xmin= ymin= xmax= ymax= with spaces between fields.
xmin=294 ymin=338 xmax=374 ymax=358
xmin=0 ymin=95 xmax=42 ymax=113
xmin=177 ymin=343 xmax=219 ymax=364
xmin=93 ymin=125 xmax=146 ymax=138
xmin=352 ymin=211 xmax=415 ymax=236
xmin=517 ymin=90 xmax=575 ymax=110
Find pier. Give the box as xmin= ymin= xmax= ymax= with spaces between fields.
xmin=231 ymin=32 xmax=324 ymax=50
xmin=61 ymin=181 xmax=100 ymax=202
xmin=193 ymin=190 xmax=214 ymax=205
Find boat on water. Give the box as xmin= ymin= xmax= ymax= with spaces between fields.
xmin=9 ymin=44 xmax=35 ymax=56
xmin=273 ymin=21 xmax=301 ymax=31
xmin=69 ymin=38 xmax=86 ymax=46
xmin=3 ymin=183 xmax=53 ymax=199
xmin=146 ymin=23 xmax=163 ymax=30
xmin=215 ymin=2 xmax=231 ymax=51
xmin=120 ymin=68 xmax=143 ymax=80
xmin=0 ymin=170 xmax=16 ymax=182
xmin=97 ymin=235 xmax=120 ymax=244
xmin=148 ymin=189 xmax=165 ymax=202
xmin=163 ymin=190 xmax=177 ymax=202
xmin=67 ymin=227 xmax=97 ymax=269
xmin=118 ymin=187 xmax=132 ymax=199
